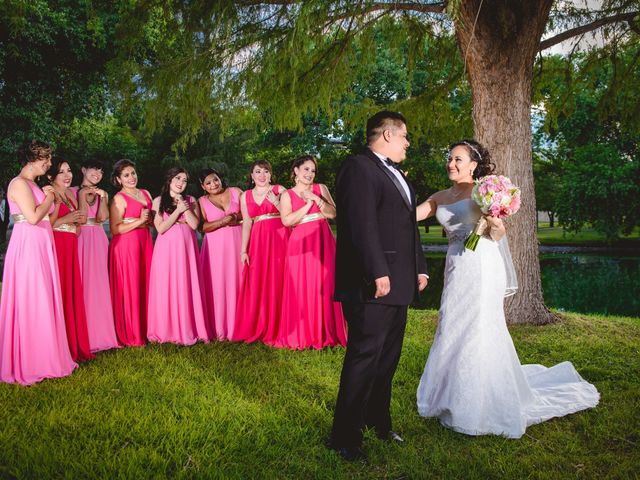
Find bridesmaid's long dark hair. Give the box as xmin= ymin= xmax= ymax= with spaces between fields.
xmin=159 ymin=167 xmax=188 ymax=215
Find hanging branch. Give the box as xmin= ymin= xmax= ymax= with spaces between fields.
xmin=539 ymin=11 xmax=639 ymax=51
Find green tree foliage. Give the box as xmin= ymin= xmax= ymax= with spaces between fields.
xmin=556 ymin=144 xmax=639 ymax=239
xmin=108 ymin=2 xmax=471 ymax=149
xmin=534 ymin=44 xmax=640 ymax=239
xmin=0 ymin=0 xmax=119 ymax=177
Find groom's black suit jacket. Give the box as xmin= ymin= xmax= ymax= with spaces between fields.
xmin=335 ymin=148 xmax=428 ymax=305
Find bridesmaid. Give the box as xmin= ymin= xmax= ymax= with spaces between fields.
xmin=75 ymin=159 xmax=119 ymax=352
xmin=108 ymin=159 xmax=153 ymax=346
xmin=279 ymin=155 xmax=347 ymax=349
xmin=198 ymin=169 xmax=243 ymax=340
xmin=47 ymin=156 xmax=95 ymax=362
xmin=147 ymin=167 xmax=208 ymax=345
xmin=0 ymin=140 xmax=77 ymax=385
xmin=232 ymin=160 xmax=289 ymax=346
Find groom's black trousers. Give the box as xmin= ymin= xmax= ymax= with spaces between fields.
xmin=331 ymin=301 xmax=408 ymax=449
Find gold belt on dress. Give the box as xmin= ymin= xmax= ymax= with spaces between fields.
xmin=11 ymin=213 xmax=49 ymax=223
xmin=296 ymin=212 xmax=325 ymax=226
xmin=84 ymin=217 xmax=100 ymax=226
xmin=253 ymin=213 xmax=280 ymax=223
xmin=53 ymin=223 xmax=77 ymax=234
xmin=122 ymin=216 xmax=149 ymax=229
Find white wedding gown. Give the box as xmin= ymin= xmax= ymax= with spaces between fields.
xmin=417 ymin=199 xmax=599 ymax=438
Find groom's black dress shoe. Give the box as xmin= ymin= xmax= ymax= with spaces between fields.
xmin=377 ymin=430 xmax=404 ymax=444
xmin=326 ymin=440 xmax=367 ymax=462
xmin=336 ymin=446 xmax=367 ymax=462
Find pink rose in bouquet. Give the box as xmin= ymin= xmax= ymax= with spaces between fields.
xmin=464 ymin=175 xmax=521 ymax=251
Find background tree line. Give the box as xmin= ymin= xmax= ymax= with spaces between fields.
xmin=1 ymin=0 xmax=638 ymax=322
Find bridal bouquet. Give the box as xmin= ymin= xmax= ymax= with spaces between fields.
xmin=464 ymin=175 xmax=521 ymax=251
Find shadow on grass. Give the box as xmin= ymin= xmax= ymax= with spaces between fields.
xmin=0 ymin=311 xmax=638 ymax=478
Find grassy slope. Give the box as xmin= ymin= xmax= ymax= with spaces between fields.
xmin=0 ymin=311 xmax=638 ymax=479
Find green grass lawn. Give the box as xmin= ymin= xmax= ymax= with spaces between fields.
xmin=1 ymin=310 xmax=638 ymax=479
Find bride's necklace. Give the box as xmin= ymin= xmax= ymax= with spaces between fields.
xmin=450 ymin=187 xmax=465 ymax=198
xmin=450 ymin=184 xmax=471 ymax=198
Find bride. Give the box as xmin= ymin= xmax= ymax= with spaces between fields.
xmin=415 ymin=140 xmax=599 ymax=439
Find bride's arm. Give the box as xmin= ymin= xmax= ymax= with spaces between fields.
xmin=416 ymin=197 xmax=437 ymax=222
xmin=486 ymin=216 xmax=506 ymax=241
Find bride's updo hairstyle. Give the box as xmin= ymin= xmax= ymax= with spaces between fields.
xmin=449 ymin=139 xmax=495 ymax=180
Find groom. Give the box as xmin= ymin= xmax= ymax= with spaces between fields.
xmin=330 ymin=111 xmax=428 ymax=461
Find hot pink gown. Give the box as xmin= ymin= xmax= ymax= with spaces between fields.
xmin=147 ymin=196 xmax=209 ymax=345
xmin=78 ymin=189 xmax=119 ymax=352
xmin=73 ymin=188 xmax=119 ymax=352
xmin=109 ymin=190 xmax=153 ymax=346
xmin=0 ymin=178 xmax=77 ymax=385
xmin=52 ymin=195 xmax=95 ymax=362
xmin=232 ymin=186 xmax=289 ymax=346
xmin=279 ymin=184 xmax=347 ymax=349
xmin=199 ymin=189 xmax=242 ymax=340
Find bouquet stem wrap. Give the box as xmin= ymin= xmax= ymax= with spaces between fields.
xmin=464 ymin=216 xmax=488 ymax=251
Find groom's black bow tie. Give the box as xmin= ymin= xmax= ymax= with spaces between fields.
xmin=384 ymin=158 xmax=401 ymax=171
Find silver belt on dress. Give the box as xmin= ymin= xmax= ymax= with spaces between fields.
xmin=11 ymin=213 xmax=49 ymax=223
xmin=84 ymin=217 xmax=100 ymax=226
xmin=447 ymin=231 xmax=470 ymax=243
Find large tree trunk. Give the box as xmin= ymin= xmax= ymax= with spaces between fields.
xmin=455 ymin=0 xmax=557 ymax=324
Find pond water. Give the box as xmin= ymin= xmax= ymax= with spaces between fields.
xmin=415 ymin=253 xmax=639 ymax=317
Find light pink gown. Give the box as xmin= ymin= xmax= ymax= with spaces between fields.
xmin=73 ymin=188 xmax=119 ymax=352
xmin=279 ymin=184 xmax=347 ymax=349
xmin=147 ymin=196 xmax=209 ymax=345
xmin=0 ymin=178 xmax=77 ymax=385
xmin=199 ymin=189 xmax=243 ymax=340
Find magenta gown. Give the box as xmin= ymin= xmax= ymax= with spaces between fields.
xmin=279 ymin=184 xmax=347 ymax=349
xmin=0 ymin=178 xmax=77 ymax=385
xmin=52 ymin=195 xmax=95 ymax=362
xmin=232 ymin=186 xmax=289 ymax=346
xmin=73 ymin=188 xmax=119 ymax=352
xmin=147 ymin=196 xmax=209 ymax=345
xmin=108 ymin=190 xmax=153 ymax=346
xmin=199 ymin=189 xmax=242 ymax=340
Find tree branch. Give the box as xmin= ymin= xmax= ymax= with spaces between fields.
xmin=539 ymin=11 xmax=639 ymax=51
xmin=361 ymin=2 xmax=446 ymax=15
xmin=238 ymin=1 xmax=446 ymax=15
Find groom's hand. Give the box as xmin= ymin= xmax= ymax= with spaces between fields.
xmin=374 ymin=276 xmax=391 ymax=298
xmin=418 ymin=275 xmax=428 ymax=291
